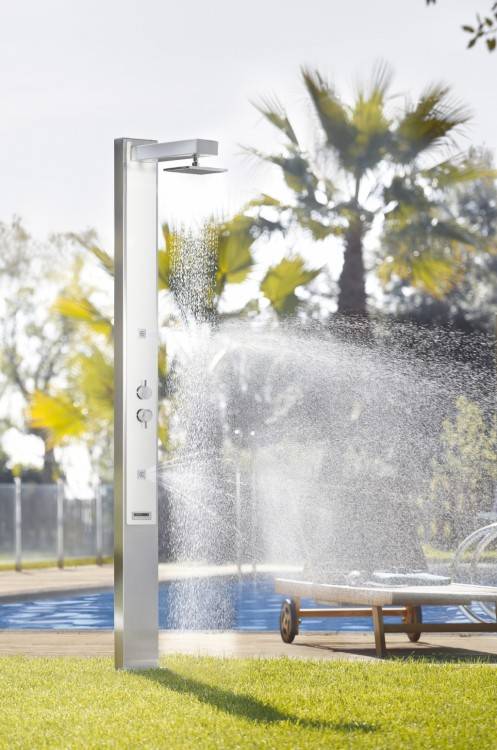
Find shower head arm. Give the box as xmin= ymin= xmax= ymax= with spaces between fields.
xmin=131 ymin=139 xmax=218 ymax=163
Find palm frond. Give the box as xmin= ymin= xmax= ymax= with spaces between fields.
xmin=383 ymin=176 xmax=432 ymax=212
xmin=293 ymin=207 xmax=345 ymax=240
xmin=254 ymin=95 xmax=299 ymax=145
xmin=67 ymin=233 xmax=114 ymax=276
xmin=349 ymin=62 xmax=394 ymax=173
xmin=216 ymin=216 xmax=255 ymax=293
xmin=158 ymin=223 xmax=182 ymax=291
xmin=245 ymin=145 xmax=318 ymax=196
xmin=87 ymin=245 xmax=114 ymax=276
xmin=378 ymin=245 xmax=464 ymax=298
xmin=158 ymin=344 xmax=168 ymax=380
xmin=384 ymin=192 xmax=479 ymax=248
xmin=276 ymin=153 xmax=320 ymax=194
xmin=71 ymin=347 xmax=114 ymax=423
xmin=394 ymin=84 xmax=470 ymax=163
xmin=363 ymin=61 xmax=394 ymax=100
xmin=243 ymin=194 xmax=283 ymax=210
xmin=408 ymin=253 xmax=464 ymax=297
xmin=301 ymin=67 xmax=356 ymax=169
xmin=261 ymin=256 xmax=321 ymax=314
xmin=421 ymin=156 xmax=497 ymax=188
xmin=429 ymin=219 xmax=477 ymax=246
xmin=53 ymin=295 xmax=113 ymax=337
xmin=28 ymin=391 xmax=86 ymax=447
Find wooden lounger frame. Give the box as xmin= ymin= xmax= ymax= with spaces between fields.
xmin=275 ymin=578 xmax=497 ymax=657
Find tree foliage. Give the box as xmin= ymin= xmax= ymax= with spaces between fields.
xmin=380 ymin=148 xmax=497 ymax=332
xmin=260 ymin=258 xmax=321 ymax=315
xmin=27 ymin=217 xmax=319 ymax=468
xmin=247 ymin=66 xmax=491 ymax=317
xmin=26 ymin=242 xmax=115 ymax=480
xmin=426 ymin=0 xmax=497 ymax=51
xmin=428 ymin=396 xmax=497 ymax=547
xmin=0 ymin=220 xmax=80 ymax=480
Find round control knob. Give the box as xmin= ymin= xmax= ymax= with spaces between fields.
xmin=137 ymin=408 xmax=153 ymax=425
xmin=137 ymin=383 xmax=153 ymax=400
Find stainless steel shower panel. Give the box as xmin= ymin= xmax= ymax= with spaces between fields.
xmin=114 ymin=135 xmax=226 ymax=671
xmin=114 ymin=137 xmax=159 ymax=669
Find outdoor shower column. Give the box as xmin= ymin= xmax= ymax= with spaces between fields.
xmin=114 ymin=136 xmax=224 ymax=670
xmin=114 ymin=138 xmax=159 ymax=670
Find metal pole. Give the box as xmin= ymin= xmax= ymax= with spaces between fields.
xmin=249 ymin=432 xmax=257 ymax=576
xmin=235 ymin=466 xmax=242 ymax=575
xmin=56 ymin=479 xmax=64 ymax=569
xmin=14 ymin=477 xmax=21 ymax=572
xmin=114 ymin=138 xmax=159 ymax=670
xmin=95 ymin=482 xmax=103 ymax=566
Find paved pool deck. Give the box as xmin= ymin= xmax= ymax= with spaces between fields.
xmin=0 ymin=630 xmax=496 ymax=662
xmin=0 ymin=563 xmax=301 ymax=602
xmin=2 ymin=564 xmax=497 ymax=661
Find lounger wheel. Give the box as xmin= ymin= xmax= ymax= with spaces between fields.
xmin=405 ymin=606 xmax=422 ymax=642
xmin=280 ymin=598 xmax=299 ymax=643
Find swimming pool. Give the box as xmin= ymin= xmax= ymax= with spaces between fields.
xmin=0 ymin=575 xmax=475 ymax=630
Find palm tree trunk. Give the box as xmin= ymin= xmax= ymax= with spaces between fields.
xmin=31 ymin=428 xmax=58 ymax=482
xmin=41 ymin=443 xmax=58 ymax=483
xmin=337 ymin=220 xmax=368 ymax=317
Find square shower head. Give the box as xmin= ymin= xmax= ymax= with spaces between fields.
xmin=163 ymin=165 xmax=227 ymax=175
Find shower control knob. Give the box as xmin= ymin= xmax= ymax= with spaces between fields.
xmin=136 ymin=382 xmax=152 ymax=400
xmin=136 ymin=408 xmax=153 ymax=427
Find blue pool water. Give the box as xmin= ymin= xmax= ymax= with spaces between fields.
xmin=0 ymin=576 xmax=475 ymax=630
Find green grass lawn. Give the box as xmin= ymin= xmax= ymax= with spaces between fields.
xmin=1 ymin=656 xmax=496 ymax=749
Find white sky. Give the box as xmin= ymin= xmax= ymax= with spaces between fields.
xmin=0 ymin=0 xmax=495 ymax=250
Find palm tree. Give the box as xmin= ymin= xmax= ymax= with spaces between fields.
xmin=249 ymin=65 xmax=492 ymax=317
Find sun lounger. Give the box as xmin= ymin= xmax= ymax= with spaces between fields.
xmin=275 ymin=578 xmax=497 ymax=657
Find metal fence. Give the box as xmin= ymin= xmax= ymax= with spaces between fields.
xmin=0 ymin=481 xmax=113 ymax=569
